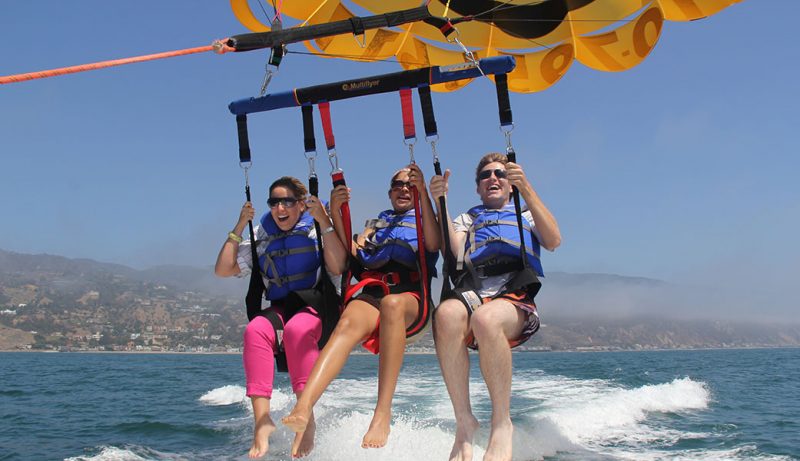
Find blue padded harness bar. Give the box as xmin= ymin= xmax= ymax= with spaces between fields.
xmin=229 ymin=56 xmax=516 ymax=115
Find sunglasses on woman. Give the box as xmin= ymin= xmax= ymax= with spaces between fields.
xmin=478 ymin=168 xmax=508 ymax=181
xmin=267 ymin=197 xmax=299 ymax=208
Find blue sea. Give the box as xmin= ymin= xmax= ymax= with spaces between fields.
xmin=1 ymin=349 xmax=797 ymax=461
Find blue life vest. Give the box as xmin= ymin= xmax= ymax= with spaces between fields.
xmin=357 ymin=209 xmax=438 ymax=273
xmin=462 ymin=204 xmax=544 ymax=277
xmin=257 ymin=211 xmax=321 ymax=300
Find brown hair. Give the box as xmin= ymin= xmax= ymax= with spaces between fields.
xmin=269 ymin=176 xmax=308 ymax=200
xmin=475 ymin=152 xmax=508 ymax=184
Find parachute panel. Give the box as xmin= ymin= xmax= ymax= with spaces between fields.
xmin=656 ymin=0 xmax=741 ymax=21
xmin=575 ymin=5 xmax=663 ymax=72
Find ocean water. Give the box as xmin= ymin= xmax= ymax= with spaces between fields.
xmin=0 ymin=348 xmax=797 ymax=461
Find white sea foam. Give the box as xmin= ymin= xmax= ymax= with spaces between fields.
xmin=64 ymin=446 xmax=185 ymax=461
xmin=198 ymin=385 xmax=247 ymax=406
xmin=200 ymin=372 xmax=782 ymax=461
xmin=535 ymin=377 xmax=710 ymax=445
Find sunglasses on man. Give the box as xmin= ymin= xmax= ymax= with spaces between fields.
xmin=267 ymin=197 xmax=299 ymax=208
xmin=478 ymin=168 xmax=508 ymax=181
xmin=390 ymin=180 xmax=413 ymax=191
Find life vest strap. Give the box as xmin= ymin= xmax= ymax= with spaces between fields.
xmin=265 ymin=270 xmax=317 ymax=288
xmin=265 ymin=245 xmax=317 ymax=258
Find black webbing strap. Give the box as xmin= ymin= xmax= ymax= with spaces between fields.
xmin=235 ymin=114 xmax=265 ymax=321
xmin=301 ymin=105 xmax=316 ymax=154
xmin=495 ymin=73 xmax=513 ymax=128
xmin=418 ymin=85 xmax=438 ymax=140
xmin=261 ymin=309 xmax=288 ymax=372
xmin=417 ymin=85 xmax=455 ymax=300
xmin=506 ymin=149 xmax=530 ymax=269
xmin=236 ymin=114 xmax=251 ymax=163
xmin=494 ymin=74 xmax=530 ymax=270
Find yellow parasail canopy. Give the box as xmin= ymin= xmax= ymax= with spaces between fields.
xmin=231 ymin=0 xmax=742 ymax=93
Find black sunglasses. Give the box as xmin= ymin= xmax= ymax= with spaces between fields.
xmin=267 ymin=197 xmax=299 ymax=208
xmin=390 ymin=180 xmax=413 ymax=191
xmin=478 ymin=168 xmax=508 ymax=181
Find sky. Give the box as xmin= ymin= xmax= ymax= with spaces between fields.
xmin=1 ymin=1 xmax=798 ymax=321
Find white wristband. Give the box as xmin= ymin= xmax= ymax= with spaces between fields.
xmin=321 ymin=226 xmax=335 ymax=236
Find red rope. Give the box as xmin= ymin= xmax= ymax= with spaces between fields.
xmin=0 ymin=42 xmax=230 ymax=85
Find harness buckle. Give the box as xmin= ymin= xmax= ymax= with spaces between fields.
xmin=382 ymin=272 xmax=400 ymax=287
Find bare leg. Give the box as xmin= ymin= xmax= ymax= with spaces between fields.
xmin=249 ymin=396 xmax=276 ymax=459
xmin=283 ymin=301 xmax=378 ymax=440
xmin=470 ymin=300 xmax=525 ymax=461
xmin=362 ymin=293 xmax=419 ymax=448
xmin=291 ymin=391 xmax=316 ymax=458
xmin=434 ymin=299 xmax=480 ymax=461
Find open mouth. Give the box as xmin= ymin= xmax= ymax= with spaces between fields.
xmin=277 ymin=214 xmax=290 ymax=223
xmin=487 ymin=184 xmax=501 ymax=192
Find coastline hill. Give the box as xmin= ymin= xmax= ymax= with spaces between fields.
xmin=2 ymin=249 xmax=798 ymax=352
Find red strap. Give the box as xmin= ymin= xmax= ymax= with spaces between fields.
xmin=345 ymin=278 xmax=389 ymax=304
xmin=318 ymin=101 xmax=336 ymax=150
xmin=399 ymin=89 xmax=416 ymax=141
xmin=331 ymin=170 xmax=352 ymax=299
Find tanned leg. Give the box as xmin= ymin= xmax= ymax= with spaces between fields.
xmin=434 ymin=299 xmax=480 ymax=461
xmin=291 ymin=391 xmax=316 ymax=458
xmin=282 ymin=301 xmax=378 ymax=455
xmin=362 ymin=293 xmax=419 ymax=448
xmin=249 ymin=396 xmax=275 ymax=459
xmin=470 ymin=300 xmax=525 ymax=461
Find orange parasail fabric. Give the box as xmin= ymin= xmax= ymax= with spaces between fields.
xmin=231 ymin=0 xmax=742 ymax=93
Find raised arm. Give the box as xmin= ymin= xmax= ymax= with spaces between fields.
xmin=214 ymin=202 xmax=253 ymax=277
xmin=506 ymin=162 xmax=561 ymax=251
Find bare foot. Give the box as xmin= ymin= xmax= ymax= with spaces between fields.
xmin=483 ymin=418 xmax=513 ymax=461
xmin=291 ymin=412 xmax=316 ymax=458
xmin=282 ymin=404 xmax=311 ymax=433
xmin=249 ymin=413 xmax=276 ymax=459
xmin=361 ymin=411 xmax=391 ymax=448
xmin=449 ymin=414 xmax=480 ymax=461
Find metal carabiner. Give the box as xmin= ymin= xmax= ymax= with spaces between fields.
xmin=500 ymin=123 xmax=515 ymax=151
xmin=447 ymin=29 xmax=484 ymax=77
xmin=328 ymin=149 xmax=341 ymax=172
xmin=426 ymin=135 xmax=440 ymax=165
xmin=260 ymin=66 xmax=275 ymax=96
xmin=240 ymin=161 xmax=252 ymax=188
xmin=404 ymin=136 xmax=417 ymax=164
xmin=304 ymin=150 xmax=317 ymax=178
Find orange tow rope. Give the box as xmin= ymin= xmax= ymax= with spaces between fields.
xmin=0 ymin=41 xmax=232 ymax=85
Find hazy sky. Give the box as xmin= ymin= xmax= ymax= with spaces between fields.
xmin=2 ymin=1 xmax=797 ymax=320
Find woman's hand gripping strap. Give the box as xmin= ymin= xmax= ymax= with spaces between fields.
xmin=318 ymin=102 xmax=353 ymax=302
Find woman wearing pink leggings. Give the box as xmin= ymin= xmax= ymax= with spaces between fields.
xmin=215 ymin=176 xmax=347 ymax=459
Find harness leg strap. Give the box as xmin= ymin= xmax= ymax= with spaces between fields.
xmin=259 ymin=309 xmax=288 ymax=373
